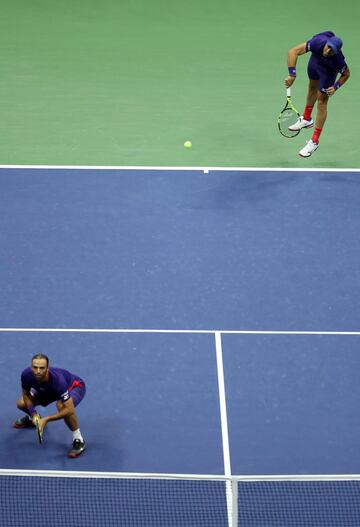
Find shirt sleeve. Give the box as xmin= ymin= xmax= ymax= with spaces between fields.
xmin=306 ymin=37 xmax=324 ymax=54
xmin=60 ymin=389 xmax=71 ymax=403
xmin=338 ymin=63 xmax=347 ymax=74
xmin=336 ymin=53 xmax=347 ymax=74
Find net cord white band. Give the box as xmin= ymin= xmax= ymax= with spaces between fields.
xmin=0 ymin=468 xmax=360 ymax=481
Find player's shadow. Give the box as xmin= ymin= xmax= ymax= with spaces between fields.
xmin=3 ymin=419 xmax=70 ymax=469
xmin=2 ymin=415 xmax=124 ymax=471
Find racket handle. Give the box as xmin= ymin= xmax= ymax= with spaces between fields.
xmin=286 ymin=87 xmax=291 ymax=97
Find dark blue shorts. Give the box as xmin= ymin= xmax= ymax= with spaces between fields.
xmin=36 ymin=382 xmax=86 ymax=408
xmin=69 ymin=384 xmax=86 ymax=407
xmin=307 ymin=55 xmax=337 ymax=93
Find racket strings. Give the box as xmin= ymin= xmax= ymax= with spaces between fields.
xmin=278 ymin=108 xmax=299 ymax=138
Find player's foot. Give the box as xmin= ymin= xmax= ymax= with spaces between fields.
xmin=68 ymin=439 xmax=86 ymax=458
xmin=298 ymin=139 xmax=319 ymax=158
xmin=12 ymin=415 xmax=36 ymax=429
xmin=288 ymin=116 xmax=314 ymax=131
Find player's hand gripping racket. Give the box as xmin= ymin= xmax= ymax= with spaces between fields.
xmin=278 ymin=87 xmax=301 ymax=138
xmin=34 ymin=415 xmax=43 ymax=444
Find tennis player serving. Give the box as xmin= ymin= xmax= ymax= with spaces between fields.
xmin=284 ymin=31 xmax=350 ymax=157
xmin=13 ymin=354 xmax=86 ymax=458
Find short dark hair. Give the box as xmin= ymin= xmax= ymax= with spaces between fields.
xmin=31 ymin=353 xmax=49 ymax=367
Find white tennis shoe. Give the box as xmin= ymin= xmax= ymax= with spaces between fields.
xmin=288 ymin=116 xmax=314 ymax=131
xmin=298 ymin=140 xmax=319 ymax=158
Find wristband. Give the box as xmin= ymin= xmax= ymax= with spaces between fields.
xmin=28 ymin=406 xmax=36 ymax=416
xmin=334 ymin=81 xmax=341 ymax=90
xmin=288 ymin=67 xmax=296 ymax=77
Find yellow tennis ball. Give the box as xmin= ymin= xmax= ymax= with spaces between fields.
xmin=184 ymin=140 xmax=192 ymax=149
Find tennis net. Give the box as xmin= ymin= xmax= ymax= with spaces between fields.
xmin=0 ymin=470 xmax=359 ymax=526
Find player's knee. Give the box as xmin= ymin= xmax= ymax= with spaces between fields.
xmin=56 ymin=400 xmax=75 ymax=415
xmin=317 ymin=96 xmax=328 ymax=109
xmin=16 ymin=398 xmax=25 ymax=410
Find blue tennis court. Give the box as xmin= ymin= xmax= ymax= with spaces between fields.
xmin=1 ymin=166 xmax=360 ymax=525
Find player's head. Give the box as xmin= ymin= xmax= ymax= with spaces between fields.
xmin=324 ymin=36 xmax=343 ymax=56
xmin=31 ymin=353 xmax=49 ymax=382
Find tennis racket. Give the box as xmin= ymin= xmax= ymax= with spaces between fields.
xmin=278 ymin=87 xmax=301 ymax=138
xmin=34 ymin=415 xmax=43 ymax=444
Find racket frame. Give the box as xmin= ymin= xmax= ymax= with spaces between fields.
xmin=34 ymin=415 xmax=43 ymax=444
xmin=278 ymin=87 xmax=301 ymax=138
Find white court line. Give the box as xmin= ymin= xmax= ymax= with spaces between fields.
xmin=1 ymin=327 xmax=360 ymax=335
xmin=215 ymin=332 xmax=232 ymax=477
xmin=214 ymin=331 xmax=233 ymax=526
xmin=0 ymin=165 xmax=360 ymax=172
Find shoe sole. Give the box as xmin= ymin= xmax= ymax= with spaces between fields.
xmin=288 ymin=123 xmax=314 ymax=131
xmin=298 ymin=147 xmax=319 ymax=158
xmin=12 ymin=422 xmax=35 ymax=429
xmin=68 ymin=447 xmax=86 ymax=458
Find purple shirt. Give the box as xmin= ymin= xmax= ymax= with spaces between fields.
xmin=306 ymin=31 xmax=347 ymax=74
xmin=21 ymin=367 xmax=85 ymax=404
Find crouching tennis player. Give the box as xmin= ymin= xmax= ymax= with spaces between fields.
xmin=13 ymin=354 xmax=86 ymax=458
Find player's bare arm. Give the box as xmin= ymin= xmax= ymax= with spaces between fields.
xmin=285 ymin=42 xmax=307 ymax=87
xmin=324 ymin=67 xmax=350 ymax=96
xmin=21 ymin=390 xmax=33 ymax=409
xmin=21 ymin=389 xmax=40 ymax=416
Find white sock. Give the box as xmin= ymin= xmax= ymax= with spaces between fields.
xmin=72 ymin=429 xmax=83 ymax=442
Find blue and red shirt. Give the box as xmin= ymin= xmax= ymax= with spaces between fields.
xmin=21 ymin=367 xmax=85 ymax=404
xmin=306 ymin=31 xmax=347 ymax=74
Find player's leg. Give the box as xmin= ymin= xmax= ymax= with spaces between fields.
xmin=299 ymin=90 xmax=328 ymax=158
xmin=310 ymin=66 xmax=336 ymax=144
xmin=57 ymin=399 xmax=80 ymax=431
xmin=13 ymin=394 xmax=41 ymax=428
xmin=313 ymin=91 xmax=329 ymax=134
xmin=57 ymin=385 xmax=86 ymax=457
xmin=288 ymin=79 xmax=318 ymax=131
xmin=304 ymin=79 xmax=319 ymax=116
xmin=311 ymin=67 xmax=336 ymax=141
xmin=297 ymin=54 xmax=319 ymax=128
xmin=299 ymin=66 xmax=335 ymax=158
xmin=298 ymin=61 xmax=330 ymax=157
xmin=293 ymin=55 xmax=320 ymax=132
